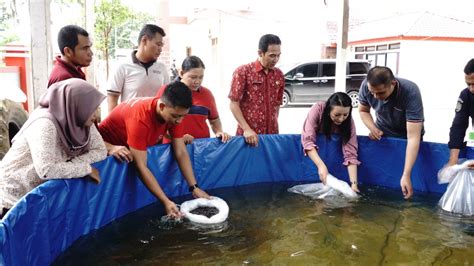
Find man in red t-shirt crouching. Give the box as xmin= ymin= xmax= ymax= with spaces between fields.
xmin=98 ymin=81 xmax=210 ymax=218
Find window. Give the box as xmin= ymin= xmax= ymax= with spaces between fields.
xmin=366 ymin=54 xmax=376 ymax=67
xmin=349 ymin=62 xmax=369 ymax=75
xmin=284 ymin=69 xmax=296 ymax=79
xmin=365 ymin=46 xmax=375 ymax=52
xmin=376 ymin=54 xmax=386 ymax=66
xmin=296 ymin=63 xmax=318 ymax=78
xmin=353 ymin=42 xmax=400 ymax=73
xmin=389 ymin=43 xmax=400 ymax=50
xmin=386 ymin=53 xmax=399 ymax=74
xmin=321 ymin=63 xmax=336 ymax=77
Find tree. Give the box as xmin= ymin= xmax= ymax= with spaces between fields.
xmin=0 ymin=0 xmax=20 ymax=45
xmin=52 ymin=0 xmax=86 ymax=27
xmin=94 ymin=0 xmax=134 ymax=79
xmin=110 ymin=11 xmax=153 ymax=57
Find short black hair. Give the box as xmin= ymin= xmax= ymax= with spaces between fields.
xmin=181 ymin=55 xmax=205 ymax=72
xmin=137 ymin=24 xmax=166 ymax=44
xmin=367 ymin=66 xmax=395 ymax=87
xmin=464 ymin=59 xmax=474 ymax=75
xmin=57 ymin=25 xmax=89 ymax=55
xmin=258 ymin=34 xmax=281 ymax=53
xmin=321 ymin=92 xmax=353 ymax=144
xmin=161 ymin=81 xmax=192 ymax=109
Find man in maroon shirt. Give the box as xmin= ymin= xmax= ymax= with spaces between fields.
xmin=48 ymin=25 xmax=93 ymax=87
xmin=228 ymin=34 xmax=284 ymax=147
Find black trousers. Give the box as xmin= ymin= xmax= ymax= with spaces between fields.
xmin=1 ymin=208 xmax=9 ymax=219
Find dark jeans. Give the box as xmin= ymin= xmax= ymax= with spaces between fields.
xmin=1 ymin=208 xmax=9 ymax=219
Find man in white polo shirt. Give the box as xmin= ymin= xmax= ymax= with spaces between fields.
xmin=107 ymin=24 xmax=170 ymax=113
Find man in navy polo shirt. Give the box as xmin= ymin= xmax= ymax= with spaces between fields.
xmin=358 ymin=66 xmax=424 ymax=199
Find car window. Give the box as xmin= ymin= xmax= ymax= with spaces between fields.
xmin=321 ymin=63 xmax=336 ymax=77
xmin=296 ymin=63 xmax=318 ymax=78
xmin=284 ymin=69 xmax=296 ymax=79
xmin=279 ymin=63 xmax=300 ymax=75
xmin=349 ymin=62 xmax=370 ymax=74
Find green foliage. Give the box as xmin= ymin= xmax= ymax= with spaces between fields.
xmin=110 ymin=11 xmax=154 ymax=55
xmin=0 ymin=0 xmax=18 ymax=45
xmin=52 ymin=0 xmax=85 ymax=26
xmin=0 ymin=34 xmax=19 ymax=46
xmin=94 ymin=0 xmax=134 ymax=60
xmin=94 ymin=0 xmax=155 ymax=78
xmin=0 ymin=1 xmax=12 ymax=25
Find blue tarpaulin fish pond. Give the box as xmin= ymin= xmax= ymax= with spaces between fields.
xmin=1 ymin=134 xmax=469 ymax=265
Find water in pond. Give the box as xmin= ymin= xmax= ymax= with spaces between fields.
xmin=53 ymin=182 xmax=474 ymax=265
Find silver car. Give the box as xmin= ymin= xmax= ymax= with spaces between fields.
xmin=280 ymin=59 xmax=370 ymax=108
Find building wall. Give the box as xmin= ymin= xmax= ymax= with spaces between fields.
xmin=349 ymin=41 xmax=401 ymax=73
xmin=349 ymin=39 xmax=473 ymax=108
xmin=399 ymin=40 xmax=474 ymax=109
xmin=349 ymin=38 xmax=474 ymax=143
xmin=166 ymin=8 xmax=329 ymax=132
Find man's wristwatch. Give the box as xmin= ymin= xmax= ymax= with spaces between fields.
xmin=189 ymin=183 xmax=199 ymax=192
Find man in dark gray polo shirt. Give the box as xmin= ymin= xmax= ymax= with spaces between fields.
xmin=358 ymin=66 xmax=424 ymax=199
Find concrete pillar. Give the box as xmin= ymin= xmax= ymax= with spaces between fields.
xmin=85 ymin=0 xmax=96 ymax=87
xmin=29 ymin=0 xmax=52 ymax=109
xmin=335 ymin=0 xmax=349 ymax=92
xmin=157 ymin=0 xmax=171 ymax=67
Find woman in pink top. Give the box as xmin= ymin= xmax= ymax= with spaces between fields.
xmin=301 ymin=92 xmax=360 ymax=192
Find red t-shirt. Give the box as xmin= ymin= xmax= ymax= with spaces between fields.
xmin=47 ymin=56 xmax=86 ymax=87
xmin=156 ymin=84 xmax=219 ymax=139
xmin=98 ymin=97 xmax=184 ymax=150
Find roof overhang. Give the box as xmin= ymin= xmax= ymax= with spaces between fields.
xmin=349 ymin=35 xmax=474 ymax=45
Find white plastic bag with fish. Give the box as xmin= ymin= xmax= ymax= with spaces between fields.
xmin=180 ymin=196 xmax=229 ymax=224
xmin=288 ymin=174 xmax=358 ymax=200
xmin=438 ymin=160 xmax=474 ymax=216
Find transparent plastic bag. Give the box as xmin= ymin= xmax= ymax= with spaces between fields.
xmin=288 ymin=183 xmax=336 ymax=199
xmin=438 ymin=165 xmax=474 ymax=216
xmin=288 ymin=174 xmax=358 ymax=200
xmin=437 ymin=159 xmax=472 ymax=184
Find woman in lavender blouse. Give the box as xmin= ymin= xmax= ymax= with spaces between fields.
xmin=301 ymin=92 xmax=360 ymax=192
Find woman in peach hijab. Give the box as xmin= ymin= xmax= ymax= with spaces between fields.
xmin=0 ymin=78 xmax=107 ymax=219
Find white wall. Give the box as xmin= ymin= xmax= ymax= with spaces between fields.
xmin=175 ymin=8 xmax=330 ymax=133
xmin=398 ymin=40 xmax=473 ymax=109
xmin=398 ymin=40 xmax=474 ymax=143
xmin=168 ymin=23 xmax=191 ymax=69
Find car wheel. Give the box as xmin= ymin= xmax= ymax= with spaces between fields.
xmin=347 ymin=90 xmax=359 ymax=108
xmin=281 ymin=91 xmax=290 ymax=108
xmin=0 ymin=100 xmax=28 ymax=160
